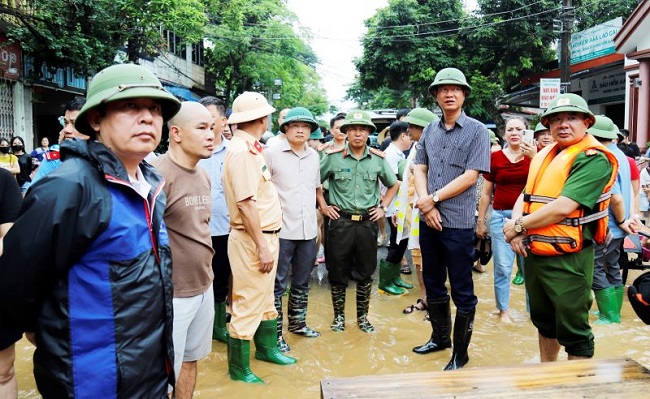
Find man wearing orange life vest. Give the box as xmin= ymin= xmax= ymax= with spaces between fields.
xmin=503 ymin=93 xmax=617 ymax=362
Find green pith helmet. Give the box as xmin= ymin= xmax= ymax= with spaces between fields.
xmin=488 ymin=129 xmax=499 ymax=145
xmin=340 ymin=110 xmax=376 ymax=133
xmin=405 ymin=108 xmax=438 ymax=128
xmin=75 ymin=64 xmax=181 ymax=138
xmin=540 ymin=93 xmax=595 ymax=128
xmin=280 ymin=107 xmax=319 ymax=133
xmin=428 ymin=67 xmax=471 ymax=95
xmin=533 ymin=122 xmax=549 ymax=134
xmin=310 ymin=127 xmax=325 ymax=140
xmin=587 ymin=115 xmax=618 ymax=140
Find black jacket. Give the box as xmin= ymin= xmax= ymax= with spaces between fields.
xmin=0 ymin=139 xmax=174 ymax=398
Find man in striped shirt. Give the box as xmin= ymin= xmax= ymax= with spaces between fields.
xmin=412 ymin=67 xmax=490 ymax=371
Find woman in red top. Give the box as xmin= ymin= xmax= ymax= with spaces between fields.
xmin=477 ymin=117 xmax=535 ymax=323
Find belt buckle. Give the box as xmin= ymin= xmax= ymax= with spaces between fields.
xmin=351 ymin=214 xmax=363 ymax=222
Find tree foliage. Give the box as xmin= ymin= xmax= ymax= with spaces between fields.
xmin=350 ymin=0 xmax=463 ymax=111
xmin=349 ymin=0 xmax=641 ymax=123
xmin=203 ymin=0 xmax=327 ymax=124
xmin=349 ymin=0 xmax=560 ymax=122
xmin=2 ymin=0 xmax=208 ymax=75
xmin=573 ymin=0 xmax=643 ymax=31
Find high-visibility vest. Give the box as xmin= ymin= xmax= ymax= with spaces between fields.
xmin=523 ymin=134 xmax=618 ymax=256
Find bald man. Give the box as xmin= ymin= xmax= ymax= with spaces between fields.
xmin=150 ymin=102 xmax=215 ymax=399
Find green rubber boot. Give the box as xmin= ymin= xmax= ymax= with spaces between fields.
xmin=254 ymin=320 xmax=297 ymax=365
xmin=594 ymin=287 xmax=621 ymax=324
xmin=512 ymin=258 xmax=524 ymax=285
xmin=213 ymin=301 xmax=229 ymax=343
xmin=393 ymin=261 xmax=414 ymax=289
xmin=615 ymin=285 xmax=624 ymax=321
xmin=378 ymin=259 xmax=405 ymax=295
xmin=227 ymin=337 xmax=264 ymax=383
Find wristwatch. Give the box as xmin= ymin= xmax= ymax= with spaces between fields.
xmin=514 ymin=217 xmax=526 ymax=233
xmin=432 ymin=192 xmax=440 ymax=204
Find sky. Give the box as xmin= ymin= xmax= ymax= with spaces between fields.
xmin=286 ymin=0 xmax=389 ymax=111
xmin=286 ymin=0 xmax=477 ymax=112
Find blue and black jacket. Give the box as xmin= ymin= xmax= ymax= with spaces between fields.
xmin=0 ymin=139 xmax=174 ymax=398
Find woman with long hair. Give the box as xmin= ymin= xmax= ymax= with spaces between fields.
xmin=477 ymin=118 xmax=535 ymax=323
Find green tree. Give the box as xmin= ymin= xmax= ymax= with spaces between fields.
xmin=573 ymin=0 xmax=642 ymax=31
xmin=2 ymin=0 xmax=207 ymax=75
xmin=203 ymin=0 xmax=327 ymax=124
xmin=349 ymin=0 xmax=464 ymax=110
xmin=458 ymin=0 xmax=559 ymax=122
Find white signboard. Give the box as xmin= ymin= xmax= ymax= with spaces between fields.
xmin=539 ymin=78 xmax=561 ymax=109
xmin=583 ymin=70 xmax=626 ymax=105
xmin=570 ymin=17 xmax=622 ymax=64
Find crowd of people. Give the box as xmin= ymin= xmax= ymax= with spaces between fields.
xmin=2 ymin=62 xmax=650 ymax=399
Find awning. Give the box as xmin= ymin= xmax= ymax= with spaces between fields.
xmin=163 ymin=84 xmax=202 ymax=101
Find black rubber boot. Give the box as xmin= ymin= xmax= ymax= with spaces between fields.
xmin=274 ymin=296 xmax=290 ymax=352
xmin=288 ymin=287 xmax=320 ymax=337
xmin=444 ymin=308 xmax=475 ymax=371
xmin=330 ymin=284 xmax=346 ymax=332
xmin=356 ymin=279 xmax=375 ymax=333
xmin=413 ymin=298 xmax=452 ymax=354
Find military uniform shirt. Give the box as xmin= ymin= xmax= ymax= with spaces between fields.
xmin=320 ymin=144 xmax=397 ymax=214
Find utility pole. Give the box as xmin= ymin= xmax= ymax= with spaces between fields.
xmin=560 ymin=0 xmax=574 ymax=93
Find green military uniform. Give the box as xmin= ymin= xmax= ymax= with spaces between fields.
xmin=320 ymin=142 xmax=397 ymax=333
xmin=525 ymin=152 xmax=612 ymax=357
xmin=320 ymin=144 xmax=396 ymax=216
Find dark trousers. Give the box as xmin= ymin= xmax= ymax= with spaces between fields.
xmin=326 ymin=217 xmax=378 ymax=285
xmin=274 ymin=238 xmax=317 ymax=297
xmin=419 ymin=222 xmax=477 ymax=311
xmin=386 ymin=216 xmax=408 ymax=264
xmin=211 ymin=234 xmax=231 ymax=302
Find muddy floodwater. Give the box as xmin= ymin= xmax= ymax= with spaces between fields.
xmin=14 ymin=247 xmax=650 ymax=398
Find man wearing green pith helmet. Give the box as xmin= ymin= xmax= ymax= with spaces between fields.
xmin=0 ymin=63 xmax=181 ymax=397
xmin=504 ymin=93 xmax=617 ymax=362
xmin=320 ymin=110 xmax=399 ymax=334
xmin=265 ymin=107 xmax=328 ymax=353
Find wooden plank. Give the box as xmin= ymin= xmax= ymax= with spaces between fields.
xmin=321 ymin=358 xmax=650 ymax=399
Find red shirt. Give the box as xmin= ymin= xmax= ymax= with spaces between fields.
xmin=483 ymin=150 xmax=531 ymax=210
xmin=628 ymin=157 xmax=640 ymax=180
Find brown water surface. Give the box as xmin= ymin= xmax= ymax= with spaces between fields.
xmin=14 ymin=249 xmax=650 ymax=398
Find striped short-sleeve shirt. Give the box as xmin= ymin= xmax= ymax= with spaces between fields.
xmin=414 ymin=112 xmax=490 ymax=229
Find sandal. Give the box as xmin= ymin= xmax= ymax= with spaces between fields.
xmin=403 ymin=299 xmax=427 ymax=314
xmin=400 ymin=264 xmax=412 ymax=275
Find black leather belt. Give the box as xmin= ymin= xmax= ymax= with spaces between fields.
xmin=338 ymin=211 xmax=371 ymax=222
xmin=262 ymin=228 xmax=281 ymax=234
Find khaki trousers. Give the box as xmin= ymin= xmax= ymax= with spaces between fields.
xmin=227 ymin=229 xmax=280 ymax=340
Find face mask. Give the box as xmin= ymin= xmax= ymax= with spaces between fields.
xmin=12 ymin=145 xmax=23 ymax=152
xmin=0 ymin=147 xmax=9 ymax=154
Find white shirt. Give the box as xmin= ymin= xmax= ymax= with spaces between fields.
xmin=383 ymin=142 xmax=405 ymax=217
xmin=264 ymin=139 xmax=321 ymax=240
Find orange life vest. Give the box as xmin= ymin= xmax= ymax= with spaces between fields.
xmin=523 ymin=134 xmax=618 ymax=256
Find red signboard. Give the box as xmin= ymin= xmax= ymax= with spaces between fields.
xmin=0 ymin=34 xmax=22 ymax=80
